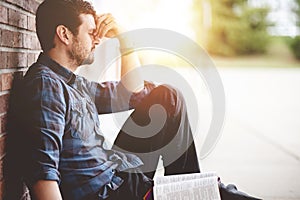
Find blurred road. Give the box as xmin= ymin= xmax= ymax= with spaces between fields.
xmin=201 ymin=67 xmax=300 ymax=200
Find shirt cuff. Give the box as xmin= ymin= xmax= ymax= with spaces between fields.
xmin=25 ymin=168 xmax=61 ymax=188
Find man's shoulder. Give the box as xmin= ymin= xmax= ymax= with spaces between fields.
xmin=24 ymin=62 xmax=63 ymax=84
xmin=18 ymin=63 xmax=69 ymax=97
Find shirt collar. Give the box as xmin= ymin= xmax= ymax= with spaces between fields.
xmin=37 ymin=53 xmax=76 ymax=84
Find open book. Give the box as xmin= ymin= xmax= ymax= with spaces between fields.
xmin=154 ymin=172 xmax=221 ymax=200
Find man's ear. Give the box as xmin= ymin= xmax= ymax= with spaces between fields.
xmin=56 ymin=25 xmax=72 ymax=45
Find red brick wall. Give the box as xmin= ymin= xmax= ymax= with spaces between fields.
xmin=0 ymin=0 xmax=42 ymax=199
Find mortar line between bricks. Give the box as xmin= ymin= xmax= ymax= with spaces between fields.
xmin=0 ymin=91 xmax=9 ymax=96
xmin=0 ymin=152 xmax=6 ymax=160
xmin=0 ymin=0 xmax=36 ymax=18
xmin=0 ymin=68 xmax=27 ymax=75
xmin=0 ymin=47 xmax=41 ymax=54
xmin=0 ymin=23 xmax=36 ymax=35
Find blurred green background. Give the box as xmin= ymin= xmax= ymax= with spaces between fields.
xmin=192 ymin=0 xmax=300 ymax=68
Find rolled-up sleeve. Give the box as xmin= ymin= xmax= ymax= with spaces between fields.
xmin=23 ymin=76 xmax=66 ymax=187
xmin=90 ymin=81 xmax=155 ymax=114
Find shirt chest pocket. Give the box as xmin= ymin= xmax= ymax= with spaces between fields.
xmin=70 ymin=99 xmax=96 ymax=140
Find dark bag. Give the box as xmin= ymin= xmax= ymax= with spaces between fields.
xmin=219 ymin=183 xmax=262 ymax=200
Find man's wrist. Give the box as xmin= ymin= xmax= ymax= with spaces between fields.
xmin=117 ymin=35 xmax=136 ymax=55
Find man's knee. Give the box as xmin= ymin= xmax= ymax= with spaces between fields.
xmin=147 ymin=84 xmax=186 ymax=116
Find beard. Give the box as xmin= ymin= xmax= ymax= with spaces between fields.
xmin=68 ymin=37 xmax=95 ymax=66
xmin=81 ymin=51 xmax=95 ymax=65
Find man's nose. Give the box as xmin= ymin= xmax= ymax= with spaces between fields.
xmin=94 ymin=36 xmax=100 ymax=45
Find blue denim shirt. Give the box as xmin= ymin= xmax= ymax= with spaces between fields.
xmin=20 ymin=53 xmax=153 ymax=199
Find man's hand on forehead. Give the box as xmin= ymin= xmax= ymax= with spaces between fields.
xmin=93 ymin=13 xmax=125 ymax=39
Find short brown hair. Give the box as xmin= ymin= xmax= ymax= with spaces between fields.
xmin=36 ymin=0 xmax=96 ymax=52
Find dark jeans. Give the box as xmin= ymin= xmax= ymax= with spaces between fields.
xmin=110 ymin=84 xmax=200 ymax=199
xmin=114 ymin=84 xmax=200 ymax=177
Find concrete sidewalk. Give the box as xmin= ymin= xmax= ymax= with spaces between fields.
xmin=201 ymin=67 xmax=300 ymax=200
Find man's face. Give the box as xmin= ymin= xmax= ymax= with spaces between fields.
xmin=68 ymin=14 xmax=98 ymax=66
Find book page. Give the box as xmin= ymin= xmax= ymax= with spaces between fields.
xmin=154 ymin=173 xmax=221 ymax=200
xmin=155 ymin=172 xmax=217 ymax=185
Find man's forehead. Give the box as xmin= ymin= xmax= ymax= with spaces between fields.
xmin=78 ymin=13 xmax=96 ymax=29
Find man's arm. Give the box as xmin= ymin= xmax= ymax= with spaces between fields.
xmin=94 ymin=13 xmax=144 ymax=92
xmin=22 ymin=76 xmax=66 ymax=199
xmin=32 ymin=181 xmax=62 ymax=200
xmin=119 ymin=48 xmax=144 ymax=92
